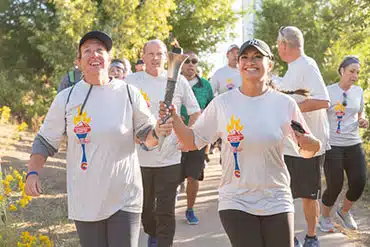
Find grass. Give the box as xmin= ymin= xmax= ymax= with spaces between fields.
xmin=0 ymin=123 xmax=78 ymax=247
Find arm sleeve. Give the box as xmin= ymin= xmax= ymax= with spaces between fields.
xmin=210 ymin=73 xmax=219 ymax=95
xmin=128 ymin=84 xmax=156 ymax=140
xmin=35 ymin=90 xmax=70 ymax=155
xmin=303 ymin=64 xmax=330 ymax=102
xmin=31 ymin=134 xmax=58 ymax=157
xmin=191 ymin=99 xmax=220 ymax=149
xmin=179 ymin=76 xmax=201 ymax=115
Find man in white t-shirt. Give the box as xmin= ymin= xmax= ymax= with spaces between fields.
xmin=277 ymin=26 xmax=330 ymax=247
xmin=210 ymin=44 xmax=242 ymax=96
xmin=125 ymin=40 xmax=200 ymax=247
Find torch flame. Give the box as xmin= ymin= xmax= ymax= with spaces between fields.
xmin=73 ymin=106 xmax=91 ymax=125
xmin=227 ymin=115 xmax=244 ymax=133
xmin=334 ymin=101 xmax=345 ymax=112
xmin=140 ymin=89 xmax=150 ymax=102
xmin=170 ymin=38 xmax=180 ymax=48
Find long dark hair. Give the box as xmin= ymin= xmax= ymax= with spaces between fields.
xmin=267 ymin=80 xmax=310 ymax=97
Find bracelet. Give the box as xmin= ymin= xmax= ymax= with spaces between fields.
xmin=26 ymin=171 xmax=39 ymax=180
xmin=152 ymin=128 xmax=159 ymax=140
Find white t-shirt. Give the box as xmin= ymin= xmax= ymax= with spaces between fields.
xmin=188 ymin=77 xmax=199 ymax=87
xmin=327 ymin=83 xmax=365 ymax=146
xmin=280 ymin=55 xmax=330 ymax=157
xmin=125 ymin=71 xmax=200 ymax=167
xmin=210 ymin=65 xmax=242 ymax=95
xmin=38 ymin=79 xmax=156 ymax=221
xmin=192 ymin=88 xmax=312 ymax=216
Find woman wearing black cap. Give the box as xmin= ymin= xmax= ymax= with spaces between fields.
xmin=160 ymin=39 xmax=321 ymax=247
xmin=25 ymin=31 xmax=172 ymax=247
xmin=319 ymin=56 xmax=368 ymax=233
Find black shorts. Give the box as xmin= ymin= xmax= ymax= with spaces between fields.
xmin=284 ymin=154 xmax=325 ymax=200
xmin=181 ymin=147 xmax=206 ymax=181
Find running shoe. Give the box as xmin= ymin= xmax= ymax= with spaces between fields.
xmin=318 ymin=215 xmax=335 ymax=233
xmin=336 ymin=207 xmax=358 ymax=230
xmin=303 ymin=236 xmax=319 ymax=247
xmin=294 ymin=236 xmax=303 ymax=247
xmin=147 ymin=236 xmax=157 ymax=247
xmin=185 ymin=208 xmax=199 ymax=225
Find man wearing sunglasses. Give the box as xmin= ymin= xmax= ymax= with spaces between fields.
xmin=180 ymin=51 xmax=214 ymax=225
xmin=210 ymin=44 xmax=242 ymax=96
xmin=277 ymin=26 xmax=330 ymax=247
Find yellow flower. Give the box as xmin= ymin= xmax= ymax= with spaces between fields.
xmin=2 ymin=180 xmax=10 ymax=186
xmin=5 ymin=174 xmax=14 ymax=182
xmin=17 ymin=122 xmax=28 ymax=132
xmin=0 ymin=195 xmax=4 ymax=201
xmin=19 ymin=181 xmax=25 ymax=190
xmin=18 ymin=198 xmax=29 ymax=208
xmin=0 ymin=106 xmax=11 ymax=123
xmin=8 ymin=204 xmax=17 ymax=211
xmin=4 ymin=186 xmax=12 ymax=196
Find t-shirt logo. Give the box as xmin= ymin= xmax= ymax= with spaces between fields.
xmin=226 ymin=78 xmax=235 ymax=90
xmin=73 ymin=106 xmax=92 ymax=170
xmin=226 ymin=115 xmax=244 ymax=178
xmin=334 ymin=101 xmax=345 ymax=134
xmin=140 ymin=89 xmax=151 ymax=107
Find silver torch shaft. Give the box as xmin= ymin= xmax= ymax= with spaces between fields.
xmin=158 ymin=47 xmax=189 ymax=150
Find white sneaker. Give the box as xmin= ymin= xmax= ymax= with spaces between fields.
xmin=318 ymin=216 xmax=335 ymax=233
xmin=336 ymin=207 xmax=358 ymax=230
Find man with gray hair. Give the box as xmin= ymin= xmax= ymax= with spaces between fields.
xmin=125 ymin=39 xmax=201 ymax=247
xmin=277 ymin=26 xmax=330 ymax=247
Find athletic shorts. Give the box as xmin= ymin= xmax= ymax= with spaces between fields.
xmin=181 ymin=147 xmax=206 ymax=181
xmin=284 ymin=154 xmax=325 ymax=200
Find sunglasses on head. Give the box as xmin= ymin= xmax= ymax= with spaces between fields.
xmin=184 ymin=58 xmax=198 ymax=65
xmin=342 ymin=92 xmax=348 ymax=107
xmin=278 ymin=26 xmax=287 ymax=39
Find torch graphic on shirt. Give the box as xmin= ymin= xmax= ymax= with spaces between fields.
xmin=226 ymin=78 xmax=235 ymax=90
xmin=140 ymin=89 xmax=151 ymax=108
xmin=226 ymin=115 xmax=244 ymax=178
xmin=73 ymin=106 xmax=92 ymax=171
xmin=334 ymin=101 xmax=345 ymax=134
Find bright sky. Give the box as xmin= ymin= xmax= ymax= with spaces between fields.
xmin=205 ymin=0 xmax=243 ymax=76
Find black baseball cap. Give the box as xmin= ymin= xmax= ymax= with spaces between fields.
xmin=239 ymin=39 xmax=273 ymax=59
xmin=79 ymin=31 xmax=113 ymax=51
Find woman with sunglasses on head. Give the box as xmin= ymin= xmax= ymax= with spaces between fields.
xmin=319 ymin=56 xmax=368 ymax=233
xmin=160 ymin=39 xmax=321 ymax=247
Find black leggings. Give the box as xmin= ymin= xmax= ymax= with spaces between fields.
xmin=322 ymin=143 xmax=367 ymax=207
xmin=219 ymin=210 xmax=294 ymax=247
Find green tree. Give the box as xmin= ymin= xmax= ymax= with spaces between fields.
xmin=0 ymin=0 xmax=238 ymax=126
xmin=169 ymin=0 xmax=239 ymax=54
xmin=255 ymin=0 xmax=370 ymax=140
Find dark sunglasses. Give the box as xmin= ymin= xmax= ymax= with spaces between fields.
xmin=342 ymin=92 xmax=347 ymax=107
xmin=184 ymin=58 xmax=198 ymax=65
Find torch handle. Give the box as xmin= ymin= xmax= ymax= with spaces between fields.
xmin=158 ymin=79 xmax=177 ymax=150
xmin=163 ymin=79 xmax=177 ymax=107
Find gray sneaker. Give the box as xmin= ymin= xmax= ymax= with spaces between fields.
xmin=318 ymin=216 xmax=335 ymax=233
xmin=294 ymin=236 xmax=303 ymax=247
xmin=303 ymin=236 xmax=320 ymax=247
xmin=336 ymin=207 xmax=358 ymax=230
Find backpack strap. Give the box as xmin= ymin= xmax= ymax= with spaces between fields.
xmin=67 ymin=71 xmax=75 ymax=87
xmin=126 ymin=83 xmax=133 ymax=106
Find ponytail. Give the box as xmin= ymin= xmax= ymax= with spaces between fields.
xmin=267 ymin=80 xmax=310 ymax=97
